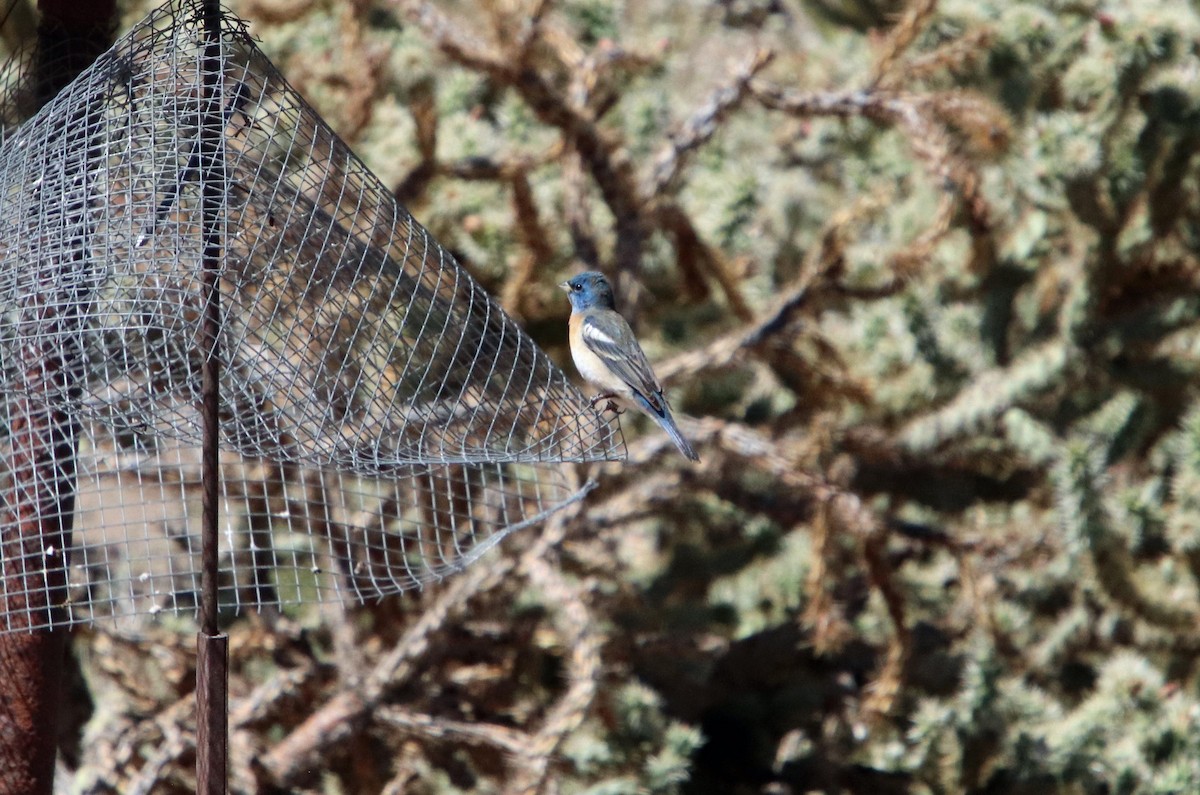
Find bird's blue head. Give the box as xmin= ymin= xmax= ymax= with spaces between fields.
xmin=560 ymin=271 xmax=616 ymax=312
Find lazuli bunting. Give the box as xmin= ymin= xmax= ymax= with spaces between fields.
xmin=561 ymin=271 xmax=699 ymax=461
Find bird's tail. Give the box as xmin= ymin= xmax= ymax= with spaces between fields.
xmin=637 ymin=394 xmax=700 ymax=461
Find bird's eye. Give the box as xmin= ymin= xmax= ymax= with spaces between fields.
xmin=572 ymin=284 xmax=581 ymax=291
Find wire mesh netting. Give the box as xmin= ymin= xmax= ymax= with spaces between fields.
xmin=0 ymin=0 xmax=623 ymax=633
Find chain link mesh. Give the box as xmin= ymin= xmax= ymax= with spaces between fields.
xmin=0 ymin=0 xmax=623 ymax=633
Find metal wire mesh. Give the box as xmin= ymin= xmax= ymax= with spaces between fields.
xmin=0 ymin=0 xmax=623 ymax=633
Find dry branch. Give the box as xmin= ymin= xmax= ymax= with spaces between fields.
xmin=256 ymin=557 xmax=508 ymax=787
xmin=648 ymin=48 xmax=775 ymax=195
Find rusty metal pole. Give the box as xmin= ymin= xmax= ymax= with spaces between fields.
xmin=196 ymin=1 xmax=228 ymax=792
xmin=0 ymin=4 xmax=114 ymax=794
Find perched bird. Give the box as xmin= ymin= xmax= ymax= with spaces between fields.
xmin=561 ymin=271 xmax=699 ymax=461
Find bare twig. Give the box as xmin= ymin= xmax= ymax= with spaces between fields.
xmin=507 ymin=551 xmax=602 ymax=794
xmin=377 ymin=706 xmax=532 ymax=755
xmin=120 ymin=697 xmax=195 ymax=795
xmin=562 ymin=148 xmax=600 ymax=268
xmin=649 ymin=48 xmax=774 ymax=195
xmin=802 ymin=499 xmax=852 ymax=653
xmin=870 ymin=0 xmax=939 ymax=89
xmin=655 ymin=201 xmax=753 ymax=320
xmin=904 ymin=27 xmax=994 ymax=82
xmin=501 ymin=169 xmax=555 ymax=318
xmin=655 ymin=192 xmax=887 ymax=383
xmin=860 ymin=518 xmax=910 ymax=719
xmin=257 ymin=558 xmax=510 ymax=788
xmin=752 ymin=82 xmax=999 ymax=271
xmin=394 ymin=0 xmax=647 ymax=283
xmin=231 ymin=661 xmax=323 ymax=728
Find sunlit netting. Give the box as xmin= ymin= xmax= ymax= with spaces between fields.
xmin=0 ymin=1 xmax=624 ymax=633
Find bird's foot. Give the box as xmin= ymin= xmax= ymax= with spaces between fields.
xmin=589 ymin=393 xmax=624 ymax=415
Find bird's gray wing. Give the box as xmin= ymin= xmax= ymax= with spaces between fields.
xmin=581 ymin=311 xmax=665 ymax=408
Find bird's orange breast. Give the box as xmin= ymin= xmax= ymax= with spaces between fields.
xmin=568 ymin=312 xmax=628 ymax=395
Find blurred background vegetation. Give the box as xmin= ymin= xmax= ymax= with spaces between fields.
xmin=21 ymin=0 xmax=1200 ymax=791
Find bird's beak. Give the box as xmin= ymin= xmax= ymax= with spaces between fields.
xmin=558 ymin=280 xmax=571 ymax=292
